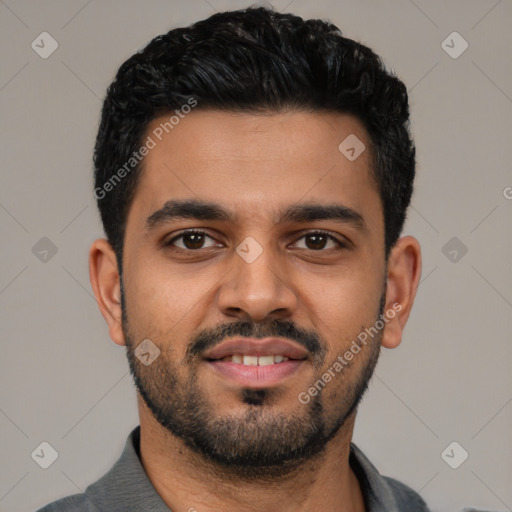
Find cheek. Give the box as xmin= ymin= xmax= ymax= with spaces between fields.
xmin=298 ymin=267 xmax=383 ymax=337
xmin=124 ymin=260 xmax=218 ymax=342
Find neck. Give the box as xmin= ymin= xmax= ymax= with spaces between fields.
xmin=137 ymin=399 xmax=366 ymax=512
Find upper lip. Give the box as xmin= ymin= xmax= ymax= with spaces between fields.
xmin=203 ymin=337 xmax=309 ymax=360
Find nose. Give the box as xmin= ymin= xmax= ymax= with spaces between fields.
xmin=216 ymin=240 xmax=298 ymax=322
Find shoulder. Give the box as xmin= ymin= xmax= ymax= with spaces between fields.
xmin=34 ymin=426 xmax=166 ymax=512
xmin=382 ymin=475 xmax=430 ymax=510
xmin=349 ymin=442 xmax=430 ymax=511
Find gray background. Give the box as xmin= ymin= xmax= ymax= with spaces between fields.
xmin=1 ymin=1 xmax=511 ymax=511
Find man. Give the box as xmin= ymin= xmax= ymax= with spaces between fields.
xmin=38 ymin=6 xmax=426 ymax=511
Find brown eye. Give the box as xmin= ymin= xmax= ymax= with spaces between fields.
xmin=305 ymin=233 xmax=328 ymax=250
xmin=167 ymin=230 xmax=218 ymax=250
xmin=294 ymin=231 xmax=342 ymax=251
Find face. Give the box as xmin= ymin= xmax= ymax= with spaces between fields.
xmin=118 ymin=110 xmax=390 ymax=476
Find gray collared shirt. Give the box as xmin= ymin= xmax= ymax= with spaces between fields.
xmin=36 ymin=426 xmax=430 ymax=511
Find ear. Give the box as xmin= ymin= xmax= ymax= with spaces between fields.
xmin=381 ymin=236 xmax=422 ymax=349
xmin=89 ymin=238 xmax=126 ymax=347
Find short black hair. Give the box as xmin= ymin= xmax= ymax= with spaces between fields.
xmin=93 ymin=6 xmax=415 ymax=270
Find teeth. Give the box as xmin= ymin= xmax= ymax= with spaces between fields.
xmin=229 ymin=354 xmax=290 ymax=365
xmin=258 ymin=355 xmax=275 ymax=366
xmin=243 ymin=355 xmax=258 ymax=366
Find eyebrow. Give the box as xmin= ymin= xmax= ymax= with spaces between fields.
xmin=145 ymin=199 xmax=367 ymax=231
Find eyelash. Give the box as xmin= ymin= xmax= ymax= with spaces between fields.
xmin=164 ymin=229 xmax=347 ymax=252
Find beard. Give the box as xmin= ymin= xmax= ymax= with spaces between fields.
xmin=121 ymin=280 xmax=384 ymax=479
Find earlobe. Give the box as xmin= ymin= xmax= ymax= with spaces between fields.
xmin=89 ymin=239 xmax=127 ymax=347
xmin=381 ymin=236 xmax=422 ymax=349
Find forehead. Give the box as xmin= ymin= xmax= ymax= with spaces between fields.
xmin=126 ymin=109 xmax=381 ymax=232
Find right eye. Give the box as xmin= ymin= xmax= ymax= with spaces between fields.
xmin=164 ymin=230 xmax=221 ymax=251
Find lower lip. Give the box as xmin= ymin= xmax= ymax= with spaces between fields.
xmin=206 ymin=360 xmax=304 ymax=388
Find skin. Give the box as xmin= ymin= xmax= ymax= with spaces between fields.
xmin=89 ymin=110 xmax=422 ymax=512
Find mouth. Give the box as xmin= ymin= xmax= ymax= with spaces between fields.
xmin=203 ymin=337 xmax=309 ymax=388
xmin=209 ymin=354 xmax=292 ymax=365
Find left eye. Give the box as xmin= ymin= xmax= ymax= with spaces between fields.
xmin=165 ymin=230 xmax=343 ymax=251
xmin=293 ymin=232 xmax=341 ymax=251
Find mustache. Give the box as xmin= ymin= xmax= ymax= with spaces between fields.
xmin=187 ymin=319 xmax=326 ymax=363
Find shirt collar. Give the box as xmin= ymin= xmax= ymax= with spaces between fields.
xmin=83 ymin=426 xmax=170 ymax=511
xmin=349 ymin=442 xmax=401 ymax=511
xmin=82 ymin=426 xmax=423 ymax=512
